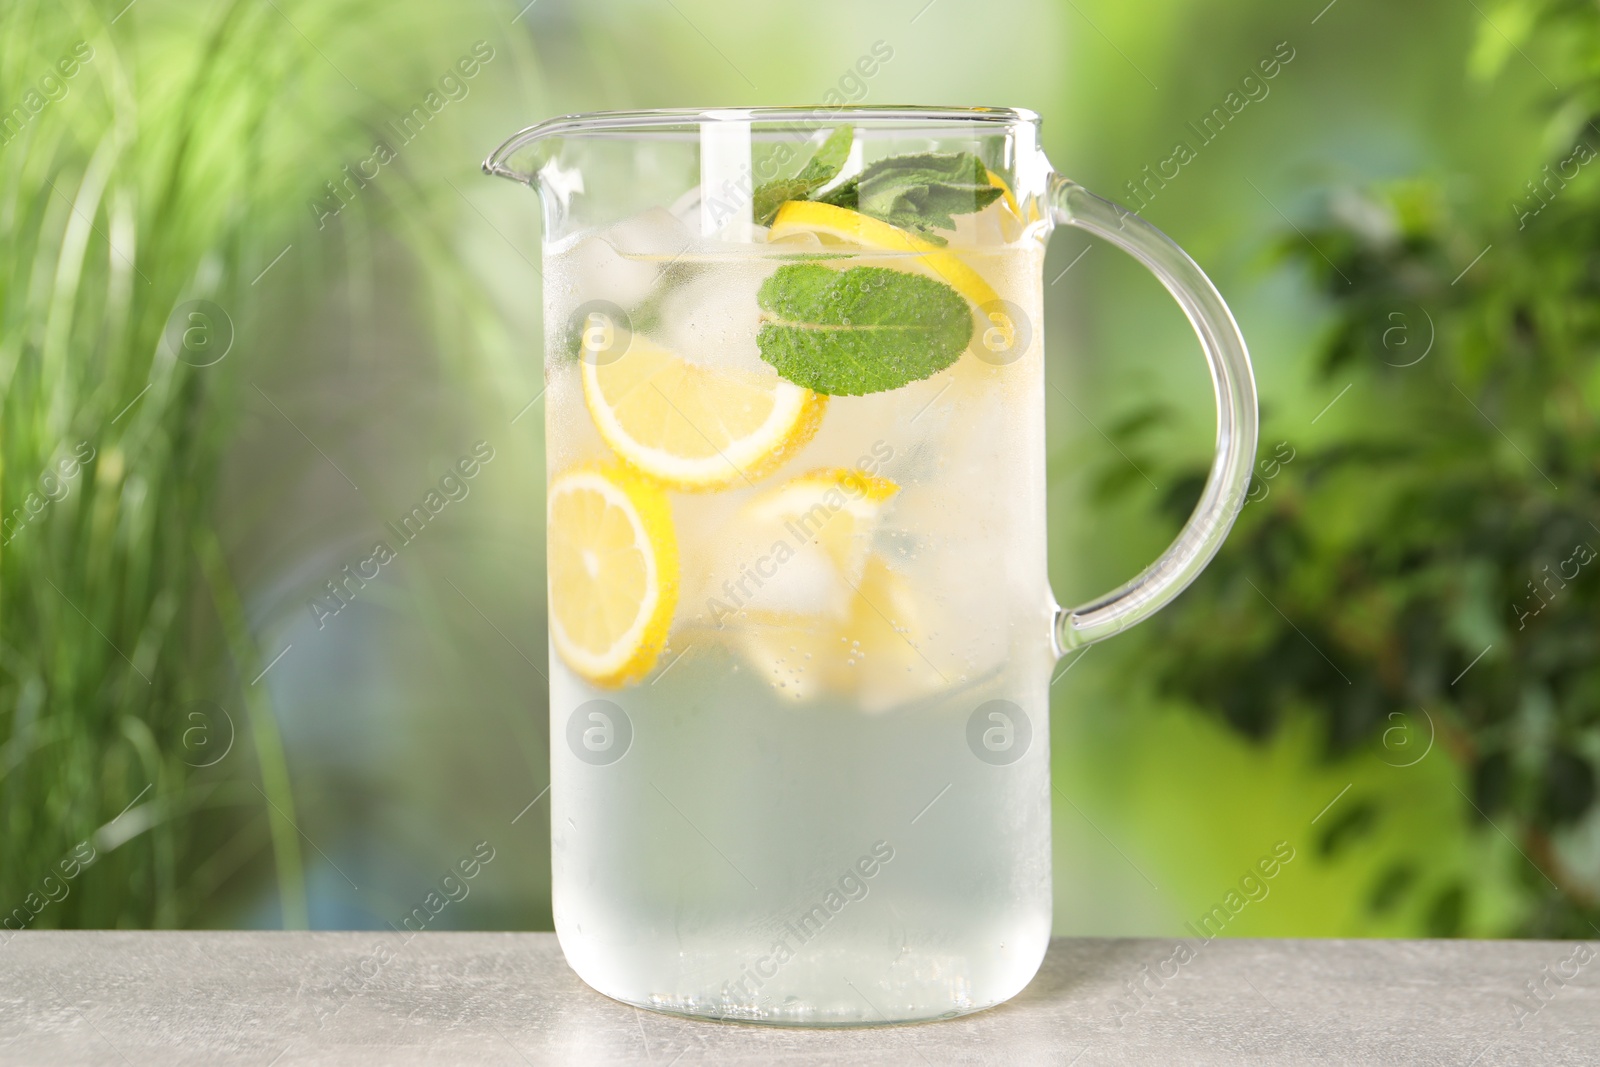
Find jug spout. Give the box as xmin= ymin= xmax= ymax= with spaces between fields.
xmin=482 ymin=110 xmax=765 ymax=244
xmin=482 ymin=119 xmax=560 ymax=185
xmin=483 ymin=118 xmax=594 ymax=235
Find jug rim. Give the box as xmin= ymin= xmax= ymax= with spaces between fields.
xmin=482 ymin=106 xmax=1039 ymax=181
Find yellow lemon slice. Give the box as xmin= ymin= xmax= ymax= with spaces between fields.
xmin=694 ymin=467 xmax=900 ymax=624
xmin=984 ymin=168 xmax=1040 ymax=242
xmin=582 ymin=332 xmax=826 ymax=491
xmin=741 ymin=467 xmax=899 ymax=596
xmin=985 ymin=168 xmax=1025 ymax=221
xmin=768 ymin=199 xmax=1002 ymax=311
xmin=738 ymin=558 xmax=946 ymax=711
xmin=984 ymin=167 xmax=1045 ymax=225
xmin=548 ymin=463 xmax=678 ymax=687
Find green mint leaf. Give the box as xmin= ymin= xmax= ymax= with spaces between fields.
xmin=756 ymin=263 xmax=973 ymax=395
xmin=794 ymin=125 xmax=854 ymax=184
xmin=752 ymin=126 xmax=853 ymax=226
xmin=817 ymin=151 xmax=1003 ymax=243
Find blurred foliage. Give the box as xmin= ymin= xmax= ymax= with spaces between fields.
xmin=0 ymin=0 xmax=531 ymax=931
xmin=1110 ymin=0 xmax=1600 ymax=935
xmin=0 ymin=0 xmax=323 ymax=931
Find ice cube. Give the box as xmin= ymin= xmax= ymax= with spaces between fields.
xmin=566 ymin=236 xmax=660 ymax=311
xmin=687 ymin=512 xmax=852 ymax=622
xmin=564 ymin=207 xmax=702 ymax=312
xmin=653 ymin=258 xmax=778 ymax=373
xmin=602 ymin=205 xmax=698 ymax=261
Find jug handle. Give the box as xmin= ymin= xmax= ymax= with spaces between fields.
xmin=1047 ymin=177 xmax=1259 ymax=652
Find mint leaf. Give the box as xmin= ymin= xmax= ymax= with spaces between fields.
xmin=756 ymin=263 xmax=973 ymax=395
xmin=752 ymin=126 xmax=853 ymax=226
xmin=817 ymin=151 xmax=1003 ymax=245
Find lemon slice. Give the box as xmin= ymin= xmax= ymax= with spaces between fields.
xmin=741 ymin=467 xmax=899 ymax=597
xmin=582 ymin=332 xmax=826 ymax=491
xmin=739 ymin=558 xmax=946 ymax=711
xmin=548 ymin=463 xmax=678 ymax=687
xmin=984 ymin=167 xmax=1044 ymax=225
xmin=985 ymin=168 xmax=1025 ymax=221
xmin=719 ymin=469 xmax=946 ymax=709
xmin=768 ymin=200 xmax=1002 ymax=311
xmin=983 ymin=168 xmax=1038 ymax=243
xmin=693 ymin=467 xmax=900 ymax=623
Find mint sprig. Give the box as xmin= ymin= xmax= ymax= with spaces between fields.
xmin=752 ymin=126 xmax=853 ymax=226
xmin=756 ymin=263 xmax=973 ymax=395
xmin=816 ymin=152 xmax=1004 ymax=246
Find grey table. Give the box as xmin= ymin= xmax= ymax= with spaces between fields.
xmin=0 ymin=933 xmax=1592 ymax=1065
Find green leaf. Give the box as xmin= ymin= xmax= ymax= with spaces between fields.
xmin=756 ymin=263 xmax=973 ymax=395
xmin=817 ymin=151 xmax=1003 ymax=245
xmin=752 ymin=126 xmax=853 ymax=226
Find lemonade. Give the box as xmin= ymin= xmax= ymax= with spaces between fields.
xmin=541 ymin=131 xmax=1057 ymax=1024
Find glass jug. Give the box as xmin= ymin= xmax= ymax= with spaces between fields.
xmin=483 ymin=106 xmax=1256 ymax=1026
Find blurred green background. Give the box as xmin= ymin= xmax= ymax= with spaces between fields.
xmin=4 ymin=0 xmax=1597 ymax=941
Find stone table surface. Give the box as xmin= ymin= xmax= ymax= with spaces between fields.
xmin=0 ymin=932 xmax=1593 ymax=1065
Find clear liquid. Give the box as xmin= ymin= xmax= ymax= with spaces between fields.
xmin=544 ymin=211 xmax=1055 ymax=1024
